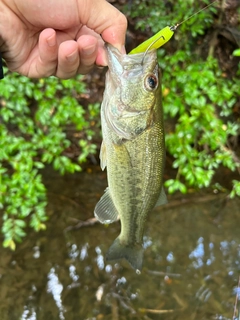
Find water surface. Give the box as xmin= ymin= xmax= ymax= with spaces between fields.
xmin=0 ymin=168 xmax=239 ymax=320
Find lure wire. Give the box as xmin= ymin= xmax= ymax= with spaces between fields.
xmin=141 ymin=35 xmax=165 ymax=65
xmin=141 ymin=0 xmax=219 ymax=64
xmin=176 ymin=0 xmax=218 ymax=28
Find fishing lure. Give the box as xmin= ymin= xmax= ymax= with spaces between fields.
xmin=129 ymin=0 xmax=218 ymax=55
xmin=129 ymin=25 xmax=177 ymax=55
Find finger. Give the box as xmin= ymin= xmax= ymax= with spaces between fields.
xmin=95 ymin=43 xmax=108 ymax=67
xmin=56 ymin=40 xmax=80 ymax=78
xmin=76 ymin=25 xmax=107 ymax=67
xmin=76 ymin=35 xmax=99 ymax=74
xmin=15 ymin=0 xmax=127 ymax=52
xmin=77 ymin=0 xmax=127 ymax=51
xmin=35 ymin=28 xmax=58 ymax=77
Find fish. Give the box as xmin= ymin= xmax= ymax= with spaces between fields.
xmin=94 ymin=44 xmax=167 ymax=272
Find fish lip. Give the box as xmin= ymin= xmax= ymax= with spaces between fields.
xmin=106 ymin=43 xmax=158 ymax=78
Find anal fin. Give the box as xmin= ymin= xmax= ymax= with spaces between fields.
xmin=154 ymin=187 xmax=168 ymax=208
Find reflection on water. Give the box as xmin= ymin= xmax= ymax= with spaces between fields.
xmin=0 ymin=167 xmax=240 ymax=320
xmin=189 ymin=237 xmax=205 ymax=268
xmin=47 ymin=268 xmax=65 ymax=320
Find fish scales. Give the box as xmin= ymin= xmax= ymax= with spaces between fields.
xmin=107 ymin=127 xmax=164 ymax=242
xmin=94 ymin=44 xmax=167 ymax=271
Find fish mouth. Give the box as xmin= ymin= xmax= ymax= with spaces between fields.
xmin=106 ymin=44 xmax=158 ymax=78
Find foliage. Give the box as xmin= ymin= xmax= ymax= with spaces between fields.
xmin=126 ymin=0 xmax=216 ymax=37
xmin=125 ymin=0 xmax=240 ymax=194
xmin=1 ymin=0 xmax=240 ymax=249
xmin=0 ymin=70 xmax=100 ymax=249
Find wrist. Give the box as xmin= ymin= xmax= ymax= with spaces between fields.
xmin=0 ymin=0 xmax=12 ymax=52
xmin=0 ymin=1 xmax=7 ymax=78
xmin=0 ymin=52 xmax=4 ymax=79
xmin=0 ymin=1 xmax=5 ymax=51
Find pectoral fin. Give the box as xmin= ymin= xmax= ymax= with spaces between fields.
xmin=94 ymin=187 xmax=119 ymax=224
xmin=100 ymin=140 xmax=107 ymax=171
xmin=155 ymin=187 xmax=168 ymax=208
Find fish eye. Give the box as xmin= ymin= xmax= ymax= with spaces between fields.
xmin=144 ymin=74 xmax=158 ymax=91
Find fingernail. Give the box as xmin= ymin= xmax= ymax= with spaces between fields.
xmin=66 ymin=50 xmax=78 ymax=62
xmin=47 ymin=34 xmax=56 ymax=47
xmin=82 ymin=45 xmax=96 ymax=56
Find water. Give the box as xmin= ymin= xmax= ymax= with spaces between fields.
xmin=0 ymin=167 xmax=239 ymax=320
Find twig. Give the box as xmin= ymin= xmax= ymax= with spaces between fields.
xmin=147 ymin=269 xmax=181 ymax=278
xmin=111 ymin=293 xmax=136 ymax=314
xmin=172 ymin=292 xmax=188 ymax=309
xmin=233 ymin=275 xmax=240 ymax=320
xmin=64 ymin=217 xmax=99 ymax=231
xmin=111 ymin=293 xmax=120 ymax=320
xmin=139 ymin=307 xmax=182 ymax=314
xmin=48 ymin=192 xmax=82 ymax=208
xmin=162 ymin=193 xmax=227 ymax=210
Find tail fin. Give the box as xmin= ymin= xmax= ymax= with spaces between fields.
xmin=106 ymin=237 xmax=144 ymax=272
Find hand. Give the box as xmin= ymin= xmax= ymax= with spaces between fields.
xmin=0 ymin=0 xmax=127 ymax=78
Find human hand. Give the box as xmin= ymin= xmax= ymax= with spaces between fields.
xmin=0 ymin=0 xmax=127 ymax=78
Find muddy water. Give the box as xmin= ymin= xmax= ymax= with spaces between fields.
xmin=0 ymin=167 xmax=239 ymax=320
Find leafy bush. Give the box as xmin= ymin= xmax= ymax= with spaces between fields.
xmin=125 ymin=0 xmax=240 ymax=195
xmin=1 ymin=0 xmax=240 ymax=249
xmin=0 ymin=70 xmax=99 ymax=249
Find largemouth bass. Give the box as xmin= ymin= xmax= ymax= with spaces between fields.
xmin=94 ymin=44 xmax=167 ymax=272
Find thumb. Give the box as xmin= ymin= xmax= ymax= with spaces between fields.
xmin=78 ymin=0 xmax=127 ymax=51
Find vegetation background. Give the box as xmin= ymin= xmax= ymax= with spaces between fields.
xmin=0 ymin=0 xmax=239 ymax=249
